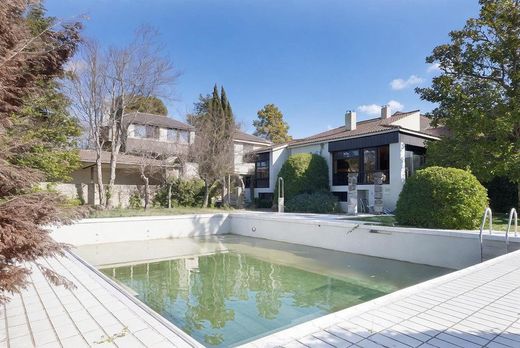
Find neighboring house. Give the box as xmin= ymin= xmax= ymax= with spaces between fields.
xmin=60 ymin=112 xmax=271 ymax=207
xmin=249 ymin=106 xmax=441 ymax=212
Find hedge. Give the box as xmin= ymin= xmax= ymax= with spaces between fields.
xmin=275 ymin=153 xmax=329 ymax=202
xmin=395 ymin=166 xmax=488 ymax=229
xmin=285 ymin=191 xmax=340 ymax=213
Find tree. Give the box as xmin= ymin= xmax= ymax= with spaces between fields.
xmin=417 ymin=0 xmax=520 ymax=208
xmin=253 ymin=104 xmax=292 ymax=144
xmin=125 ymin=95 xmax=168 ymax=115
xmin=67 ymin=26 xmax=176 ymax=208
xmin=0 ymin=1 xmax=82 ymax=304
xmin=189 ymin=85 xmax=235 ymax=207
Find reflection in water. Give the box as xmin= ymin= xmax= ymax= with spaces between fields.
xmin=102 ymin=252 xmax=398 ymax=347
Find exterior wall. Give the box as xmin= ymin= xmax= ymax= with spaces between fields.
xmin=254 ymin=147 xmax=289 ymax=198
xmin=387 ymin=142 xmax=407 ymax=211
xmin=390 ymin=112 xmax=421 ymax=131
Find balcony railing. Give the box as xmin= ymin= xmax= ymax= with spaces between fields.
xmin=332 ymin=170 xmax=389 ymax=186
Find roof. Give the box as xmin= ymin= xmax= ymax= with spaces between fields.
xmin=233 ymin=130 xmax=272 ymax=145
xmin=287 ymin=110 xmax=439 ymax=147
xmin=79 ymin=149 xmax=171 ymax=167
xmin=123 ymin=112 xmax=194 ymax=131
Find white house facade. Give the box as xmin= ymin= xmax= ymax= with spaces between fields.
xmin=249 ymin=106 xmax=442 ymax=212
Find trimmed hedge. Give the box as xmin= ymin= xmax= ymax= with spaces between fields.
xmin=275 ymin=153 xmax=329 ymax=202
xmin=395 ymin=166 xmax=488 ymax=229
xmin=484 ymin=176 xmax=518 ymax=213
xmin=285 ymin=191 xmax=340 ymax=214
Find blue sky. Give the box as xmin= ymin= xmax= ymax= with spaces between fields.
xmin=46 ymin=0 xmax=480 ymax=138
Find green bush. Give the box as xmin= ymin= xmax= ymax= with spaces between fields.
xmin=285 ymin=191 xmax=340 ymax=214
xmin=275 ymin=153 xmax=329 ymax=202
xmin=484 ymin=176 xmax=518 ymax=213
xmin=254 ymin=197 xmax=273 ymax=209
xmin=154 ymin=178 xmax=205 ymax=207
xmin=129 ymin=191 xmax=142 ymax=209
xmin=395 ymin=166 xmax=488 ymax=229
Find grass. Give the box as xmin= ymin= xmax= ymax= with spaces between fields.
xmin=342 ymin=214 xmax=514 ymax=232
xmin=88 ymin=207 xmax=232 ymax=218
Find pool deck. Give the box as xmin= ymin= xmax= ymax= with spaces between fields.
xmin=2 ymin=243 xmax=519 ymax=348
xmin=0 ymin=252 xmax=203 ymax=348
xmin=243 ymin=249 xmax=520 ymax=348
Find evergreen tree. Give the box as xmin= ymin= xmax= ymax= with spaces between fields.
xmin=253 ymin=104 xmax=292 ymax=144
xmin=125 ymin=95 xmax=168 ymax=115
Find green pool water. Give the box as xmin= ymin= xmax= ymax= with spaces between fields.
xmin=95 ymin=236 xmax=451 ymax=347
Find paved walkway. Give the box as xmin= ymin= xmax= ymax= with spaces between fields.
xmin=0 ymin=253 xmax=202 ymax=348
xmin=243 ymin=250 xmax=520 ymax=348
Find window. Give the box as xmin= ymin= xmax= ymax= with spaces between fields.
xmin=145 ymin=125 xmax=159 ymax=139
xmin=332 ymin=150 xmax=359 ymax=185
xmin=244 ymin=176 xmax=252 ymax=189
xmin=178 ymin=130 xmax=189 ymax=144
xmin=166 ymin=128 xmax=177 ymax=141
xmin=331 ymin=145 xmax=389 ymax=185
xmin=255 ymin=153 xmax=270 ymax=188
xmin=133 ymin=124 xmax=146 ymax=138
xmin=332 ymin=191 xmax=348 ymax=202
xmin=405 ymin=145 xmax=426 ymax=178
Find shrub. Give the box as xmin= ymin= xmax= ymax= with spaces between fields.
xmin=254 ymin=197 xmax=273 ymax=209
xmin=285 ymin=191 xmax=340 ymax=214
xmin=395 ymin=166 xmax=488 ymax=229
xmin=154 ymin=178 xmax=205 ymax=207
xmin=129 ymin=191 xmax=142 ymax=209
xmin=275 ymin=153 xmax=329 ymax=202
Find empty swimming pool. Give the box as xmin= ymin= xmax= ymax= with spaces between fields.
xmin=76 ymin=235 xmax=452 ymax=347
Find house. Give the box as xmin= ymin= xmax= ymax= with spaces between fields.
xmin=58 ymin=112 xmax=271 ymax=207
xmin=249 ymin=106 xmax=441 ymax=212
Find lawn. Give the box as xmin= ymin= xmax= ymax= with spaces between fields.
xmin=342 ymin=214 xmax=515 ymax=232
xmin=88 ymin=207 xmax=231 ymax=218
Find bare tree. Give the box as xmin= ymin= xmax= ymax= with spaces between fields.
xmin=66 ymin=26 xmax=177 ymax=208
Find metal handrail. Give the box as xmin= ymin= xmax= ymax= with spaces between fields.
xmin=479 ymin=207 xmax=492 ymax=262
xmin=505 ymin=208 xmax=518 ymax=252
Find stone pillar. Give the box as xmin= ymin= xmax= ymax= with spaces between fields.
xmin=374 ymin=171 xmax=386 ymax=214
xmin=347 ymin=173 xmax=358 ymax=215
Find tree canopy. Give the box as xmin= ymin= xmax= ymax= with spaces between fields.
xmin=253 ymin=104 xmax=292 ymax=144
xmin=125 ymin=95 xmax=168 ymax=115
xmin=417 ymin=0 xmax=520 ymax=202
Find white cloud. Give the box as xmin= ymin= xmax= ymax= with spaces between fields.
xmin=357 ymin=104 xmax=381 ymax=116
xmin=388 ymin=100 xmax=404 ymax=111
xmin=427 ymin=63 xmax=441 ymax=73
xmin=357 ymin=100 xmax=405 ymax=116
xmin=390 ymin=75 xmax=423 ymax=90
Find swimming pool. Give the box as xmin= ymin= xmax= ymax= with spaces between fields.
xmin=77 ymin=235 xmax=452 ymax=347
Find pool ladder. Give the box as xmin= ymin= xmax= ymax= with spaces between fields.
xmin=479 ymin=207 xmax=518 ymax=262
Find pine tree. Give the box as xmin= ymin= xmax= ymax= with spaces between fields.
xmin=253 ymin=104 xmax=292 ymax=144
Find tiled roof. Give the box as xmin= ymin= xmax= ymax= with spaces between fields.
xmin=233 ymin=130 xmax=272 ymax=145
xmin=79 ymin=149 xmax=168 ymax=167
xmin=288 ymin=110 xmax=427 ymax=147
xmin=123 ymin=112 xmax=194 ymax=131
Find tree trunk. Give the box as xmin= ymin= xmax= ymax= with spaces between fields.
xmin=168 ymin=183 xmax=172 ymax=209
xmin=203 ymin=179 xmax=209 ymax=208
xmin=518 ymin=182 xmax=520 ymax=211
xmin=106 ymin=149 xmax=118 ymax=209
xmin=141 ymin=174 xmax=150 ymax=210
xmin=95 ymin=150 xmax=105 ymax=207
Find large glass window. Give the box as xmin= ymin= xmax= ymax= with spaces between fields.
xmin=332 ymin=145 xmax=389 ymax=185
xmin=178 ymin=130 xmax=189 ymax=144
xmin=332 ymin=150 xmax=359 ymax=185
xmin=405 ymin=145 xmax=426 ymax=178
xmin=255 ymin=153 xmax=270 ymax=188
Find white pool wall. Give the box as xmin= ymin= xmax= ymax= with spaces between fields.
xmin=51 ymin=212 xmax=520 ymax=270
xmin=52 ymin=214 xmax=230 ymax=245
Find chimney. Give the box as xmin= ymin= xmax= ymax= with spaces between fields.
xmin=381 ymin=105 xmax=391 ymax=119
xmin=345 ymin=110 xmax=356 ymax=131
